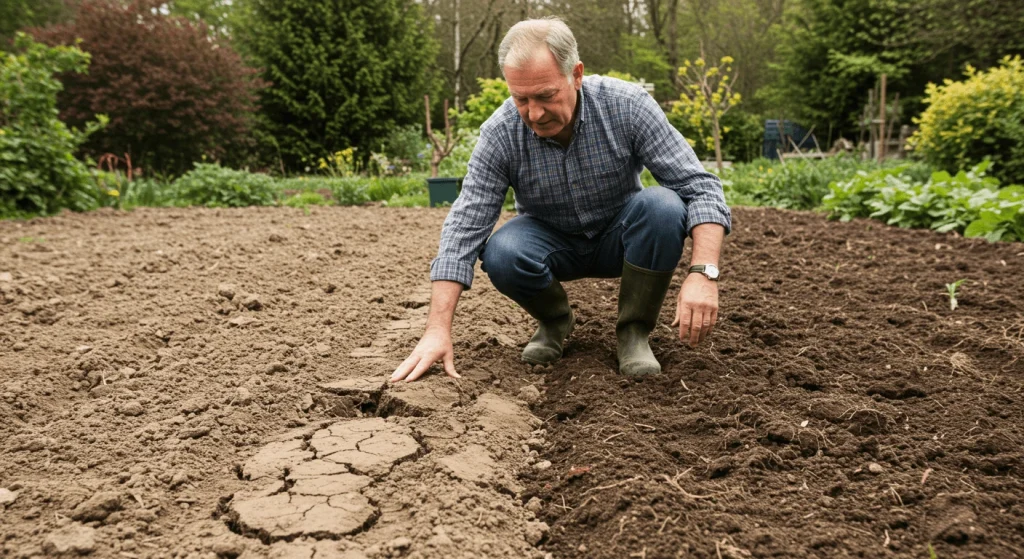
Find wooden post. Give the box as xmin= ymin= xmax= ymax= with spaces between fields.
xmin=878 ymin=73 xmax=887 ymax=162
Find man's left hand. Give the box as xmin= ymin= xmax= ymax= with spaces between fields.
xmin=671 ymin=273 xmax=719 ymax=347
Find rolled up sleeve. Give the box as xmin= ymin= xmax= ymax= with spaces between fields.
xmin=630 ymin=91 xmax=732 ymax=236
xmin=429 ymin=125 xmax=511 ymax=289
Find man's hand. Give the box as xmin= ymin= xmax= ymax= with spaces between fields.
xmin=390 ymin=280 xmax=464 ymax=383
xmin=390 ymin=326 xmax=460 ymax=383
xmin=671 ymin=273 xmax=719 ymax=347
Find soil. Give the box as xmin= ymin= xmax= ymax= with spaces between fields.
xmin=0 ymin=205 xmax=1022 ymax=559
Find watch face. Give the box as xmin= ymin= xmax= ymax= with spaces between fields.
xmin=705 ymin=264 xmax=720 ymax=280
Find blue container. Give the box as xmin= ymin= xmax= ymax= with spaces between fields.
xmin=427 ymin=177 xmax=460 ymax=207
xmin=763 ymin=119 xmax=818 ymax=160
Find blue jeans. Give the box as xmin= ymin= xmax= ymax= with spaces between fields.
xmin=481 ymin=186 xmax=688 ymax=303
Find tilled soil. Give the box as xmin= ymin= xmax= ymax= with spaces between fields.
xmin=1 ymin=205 xmax=1022 ymax=559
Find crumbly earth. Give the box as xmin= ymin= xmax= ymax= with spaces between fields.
xmin=0 ymin=205 xmax=1022 ymax=559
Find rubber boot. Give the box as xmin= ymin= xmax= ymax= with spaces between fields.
xmin=617 ymin=261 xmax=674 ymax=376
xmin=519 ymin=280 xmax=575 ymax=365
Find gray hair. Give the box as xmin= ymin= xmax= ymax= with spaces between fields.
xmin=498 ymin=17 xmax=580 ymax=78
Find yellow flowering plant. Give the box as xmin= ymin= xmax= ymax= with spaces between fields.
xmin=671 ymin=51 xmax=742 ymax=171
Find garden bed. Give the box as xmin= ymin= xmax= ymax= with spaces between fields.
xmin=0 ymin=206 xmax=1021 ymax=558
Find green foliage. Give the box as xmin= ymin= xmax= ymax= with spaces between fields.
xmin=282 ymin=191 xmax=329 ymax=208
xmin=670 ymin=109 xmax=764 ymax=162
xmin=460 ymin=78 xmax=510 ymax=130
xmin=0 ymin=0 xmax=70 ymax=50
xmin=236 ymin=0 xmax=440 ymax=171
xmin=822 ymin=160 xmax=1024 ymax=241
xmin=380 ymin=124 xmax=429 ymax=173
xmin=909 ymin=56 xmax=1024 ymax=185
xmin=0 ymin=34 xmax=106 ymax=219
xmin=323 ymin=177 xmax=371 ymax=206
xmin=172 ymin=163 xmax=279 ymax=208
xmin=438 ymin=130 xmax=478 ymax=178
xmin=764 ymin=0 xmax=917 ymax=138
xmin=719 ymin=156 xmax=902 ymax=209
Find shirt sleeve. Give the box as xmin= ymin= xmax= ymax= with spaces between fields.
xmin=629 ymin=90 xmax=732 ymax=236
xmin=429 ymin=124 xmax=511 ymax=289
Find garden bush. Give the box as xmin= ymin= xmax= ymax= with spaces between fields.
xmin=32 ymin=0 xmax=261 ymax=176
xmin=0 ymin=34 xmax=106 ymax=218
xmin=172 ymin=163 xmax=278 ymax=208
xmin=908 ymin=55 xmax=1024 ymax=186
xmin=236 ymin=0 xmax=439 ymax=170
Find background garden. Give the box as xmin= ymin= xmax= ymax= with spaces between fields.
xmin=2 ymin=0 xmax=1023 ymax=241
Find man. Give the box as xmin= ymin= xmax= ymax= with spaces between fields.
xmin=392 ymin=17 xmax=730 ymax=383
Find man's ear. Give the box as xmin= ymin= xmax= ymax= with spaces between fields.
xmin=573 ymin=62 xmax=584 ymax=89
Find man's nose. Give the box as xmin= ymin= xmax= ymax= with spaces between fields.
xmin=528 ymin=100 xmax=544 ymax=123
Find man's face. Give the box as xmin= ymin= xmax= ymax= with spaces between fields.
xmin=504 ymin=47 xmax=584 ymax=140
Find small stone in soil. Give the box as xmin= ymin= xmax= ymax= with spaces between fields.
xmin=0 ymin=488 xmax=18 ymax=507
xmin=71 ymin=491 xmax=122 ymax=522
xmin=12 ymin=342 xmax=27 ymax=351
xmin=43 ymin=524 xmax=96 ymax=556
xmin=217 ymin=283 xmax=236 ymax=300
xmin=533 ymin=460 xmax=552 ymax=471
xmin=300 ymin=393 xmax=315 ymax=412
xmin=264 ymin=363 xmax=288 ymax=374
xmin=118 ymin=402 xmax=145 ymax=417
xmin=868 ymin=462 xmax=884 ymax=474
xmin=235 ymin=387 xmax=253 ymax=405
xmin=523 ymin=521 xmax=550 ymax=546
xmin=518 ymin=385 xmax=541 ymax=404
xmin=240 ymin=294 xmax=263 ymax=311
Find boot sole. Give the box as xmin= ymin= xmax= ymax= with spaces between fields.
xmin=521 ymin=310 xmax=576 ymax=365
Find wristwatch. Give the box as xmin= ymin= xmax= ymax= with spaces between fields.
xmin=687 ymin=264 xmax=720 ymax=281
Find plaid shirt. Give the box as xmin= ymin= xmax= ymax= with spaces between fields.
xmin=431 ymin=75 xmax=732 ymax=288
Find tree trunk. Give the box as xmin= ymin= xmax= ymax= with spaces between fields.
xmin=454 ymin=0 xmax=461 ymax=110
xmin=711 ymin=110 xmax=724 ymax=172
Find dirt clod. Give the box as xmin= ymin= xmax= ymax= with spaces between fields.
xmin=42 ymin=523 xmax=96 ymax=556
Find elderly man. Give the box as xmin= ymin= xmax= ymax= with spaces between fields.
xmin=392 ymin=17 xmax=730 ymax=383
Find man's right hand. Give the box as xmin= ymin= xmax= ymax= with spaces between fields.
xmin=391 ymin=327 xmax=460 ymax=382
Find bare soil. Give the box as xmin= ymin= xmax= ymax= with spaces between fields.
xmin=1 ymin=205 xmax=1022 ymax=559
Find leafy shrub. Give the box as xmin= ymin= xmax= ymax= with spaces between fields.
xmin=719 ymin=157 xmax=914 ymax=210
xmin=460 ymin=78 xmax=510 ymax=130
xmin=381 ymin=124 xmax=429 ymax=173
xmin=32 ymin=0 xmax=261 ymax=175
xmin=324 ymin=177 xmax=372 ymax=206
xmin=367 ymin=176 xmax=424 ymax=202
xmin=909 ymin=56 xmax=1024 ymax=185
xmin=0 ymin=34 xmax=106 ymax=218
xmin=823 ymin=160 xmax=1024 ymax=241
xmin=236 ymin=0 xmax=439 ymax=170
xmin=173 ymin=163 xmax=278 ymax=207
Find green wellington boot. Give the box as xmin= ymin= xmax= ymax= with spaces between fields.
xmin=617 ymin=261 xmax=674 ymax=376
xmin=519 ymin=280 xmax=576 ymax=365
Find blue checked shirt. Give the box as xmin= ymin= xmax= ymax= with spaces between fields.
xmin=431 ymin=75 xmax=732 ymax=288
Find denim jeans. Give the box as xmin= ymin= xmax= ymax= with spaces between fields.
xmin=480 ymin=186 xmax=688 ymax=303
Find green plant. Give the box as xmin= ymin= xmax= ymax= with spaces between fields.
xmin=379 ymin=124 xmax=429 ymax=173
xmin=323 ymin=177 xmax=371 ymax=206
xmin=0 ymin=34 xmax=107 ymax=219
xmin=283 ymin=191 xmax=328 ymax=209
xmin=235 ymin=0 xmax=439 ymax=170
xmin=460 ymin=78 xmax=510 ymax=130
xmin=945 ymin=279 xmax=966 ymax=311
xmin=173 ymin=163 xmax=278 ymax=207
xmin=438 ymin=130 xmax=478 ymax=178
xmin=909 ymin=56 xmax=1024 ymax=185
xmin=673 ymin=53 xmax=742 ymax=170
xmin=822 ymin=160 xmax=1024 ymax=241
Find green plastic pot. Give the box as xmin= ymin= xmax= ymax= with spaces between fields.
xmin=427 ymin=177 xmax=460 ymax=207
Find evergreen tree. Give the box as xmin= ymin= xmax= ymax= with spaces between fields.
xmin=236 ymin=0 xmax=440 ymax=170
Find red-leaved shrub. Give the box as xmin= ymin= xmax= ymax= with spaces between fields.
xmin=32 ymin=0 xmax=262 ymax=175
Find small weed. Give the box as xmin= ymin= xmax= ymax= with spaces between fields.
xmin=928 ymin=543 xmax=939 ymax=559
xmin=945 ymin=279 xmax=966 ymax=311
xmin=17 ymin=236 xmax=45 ymax=243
